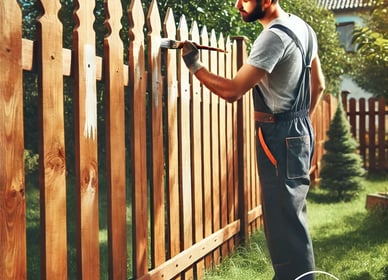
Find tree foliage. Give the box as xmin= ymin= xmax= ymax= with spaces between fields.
xmin=350 ymin=0 xmax=388 ymax=98
xmin=320 ymin=101 xmax=366 ymax=201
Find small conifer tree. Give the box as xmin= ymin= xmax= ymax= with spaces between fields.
xmin=320 ymin=100 xmax=366 ymax=201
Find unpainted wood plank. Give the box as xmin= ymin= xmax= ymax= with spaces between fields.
xmin=103 ymin=0 xmax=127 ymax=279
xmin=73 ymin=0 xmax=100 ymax=278
xmin=359 ymin=99 xmax=366 ymax=165
xmin=0 ymin=1 xmax=26 ymax=279
xmin=368 ymin=98 xmax=376 ymax=170
xmin=36 ymin=1 xmax=68 ymax=279
xmin=177 ymin=14 xmax=193 ymax=280
xmin=190 ymin=20 xmax=205 ymax=279
xmin=163 ymin=8 xmax=181 ymax=265
xmin=200 ymin=26 xmax=213 ymax=269
xmin=377 ymin=98 xmax=385 ymax=169
xmin=128 ymin=0 xmax=149 ymax=277
xmin=147 ymin=0 xmax=166 ymax=268
xmin=217 ymin=33 xmax=229 ymax=259
xmin=225 ymin=37 xmax=236 ymax=252
xmin=209 ymin=29 xmax=221 ymax=265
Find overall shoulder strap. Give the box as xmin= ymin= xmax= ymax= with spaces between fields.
xmin=270 ymin=23 xmax=313 ymax=67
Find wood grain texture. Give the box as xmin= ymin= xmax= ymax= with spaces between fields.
xmin=163 ymin=8 xmax=181 ymax=266
xmin=37 ymin=0 xmax=68 ymax=279
xmin=0 ymin=1 xmax=26 ymax=279
xmin=147 ymin=0 xmax=166 ymax=268
xmin=128 ymin=0 xmax=149 ymax=277
xmin=177 ymin=15 xmax=193 ymax=280
xmin=73 ymin=0 xmax=100 ymax=278
xmin=104 ymin=0 xmax=127 ymax=279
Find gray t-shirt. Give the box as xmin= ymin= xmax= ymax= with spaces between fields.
xmin=247 ymin=14 xmax=318 ymax=113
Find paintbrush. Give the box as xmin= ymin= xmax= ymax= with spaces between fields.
xmin=160 ymin=38 xmax=227 ymax=53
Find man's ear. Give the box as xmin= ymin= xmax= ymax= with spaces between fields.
xmin=262 ymin=0 xmax=273 ymax=9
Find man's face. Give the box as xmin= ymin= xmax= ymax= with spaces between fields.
xmin=235 ymin=0 xmax=266 ymax=22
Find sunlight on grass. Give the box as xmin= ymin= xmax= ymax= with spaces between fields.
xmin=204 ymin=175 xmax=388 ymax=280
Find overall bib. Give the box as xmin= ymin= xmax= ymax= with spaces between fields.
xmin=253 ymin=25 xmax=315 ymax=280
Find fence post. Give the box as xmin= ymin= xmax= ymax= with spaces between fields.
xmin=0 ymin=1 xmax=26 ymax=279
xmin=233 ymin=36 xmax=249 ymax=243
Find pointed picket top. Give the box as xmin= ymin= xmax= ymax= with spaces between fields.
xmin=163 ymin=7 xmax=176 ymax=39
xmin=177 ymin=14 xmax=189 ymax=41
xmin=147 ymin=0 xmax=161 ymax=36
xmin=191 ymin=21 xmax=200 ymax=45
xmin=218 ymin=33 xmax=225 ymax=76
xmin=201 ymin=26 xmax=210 ymax=103
xmin=147 ymin=0 xmax=162 ymax=102
xmin=218 ymin=33 xmax=225 ymax=55
xmin=104 ymin=0 xmax=123 ymax=42
xmin=128 ymin=0 xmax=145 ymax=44
xmin=177 ymin=14 xmax=189 ymax=94
xmin=225 ymin=36 xmax=232 ymax=79
xmin=210 ymin=29 xmax=217 ymax=50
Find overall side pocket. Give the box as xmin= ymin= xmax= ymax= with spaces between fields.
xmin=286 ymin=135 xmax=310 ymax=179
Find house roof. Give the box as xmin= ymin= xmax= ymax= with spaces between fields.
xmin=317 ymin=0 xmax=376 ymax=11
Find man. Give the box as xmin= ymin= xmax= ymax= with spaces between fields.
xmin=181 ymin=0 xmax=325 ymax=279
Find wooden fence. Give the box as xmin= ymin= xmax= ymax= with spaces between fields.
xmin=1 ymin=0 xmax=262 ymax=279
xmin=0 ymin=0 xmax=334 ymax=279
xmin=342 ymin=94 xmax=388 ymax=172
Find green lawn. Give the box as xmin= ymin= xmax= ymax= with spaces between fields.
xmin=204 ymin=174 xmax=388 ymax=280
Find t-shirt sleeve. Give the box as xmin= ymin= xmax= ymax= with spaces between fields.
xmin=246 ymin=30 xmax=285 ymax=74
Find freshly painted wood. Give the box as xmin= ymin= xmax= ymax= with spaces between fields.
xmin=73 ymin=0 xmax=100 ymax=278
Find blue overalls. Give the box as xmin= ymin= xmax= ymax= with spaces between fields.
xmin=253 ymin=25 xmax=315 ymax=280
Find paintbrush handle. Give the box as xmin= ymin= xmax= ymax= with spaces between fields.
xmin=192 ymin=42 xmax=226 ymax=53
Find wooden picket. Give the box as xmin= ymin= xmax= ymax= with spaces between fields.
xmin=37 ymin=1 xmax=68 ymax=279
xmin=0 ymin=0 xmax=336 ymax=279
xmin=104 ymin=0 xmax=127 ymax=279
xmin=0 ymin=1 xmax=26 ymax=279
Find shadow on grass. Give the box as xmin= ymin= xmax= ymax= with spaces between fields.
xmin=313 ymin=210 xmax=388 ymax=279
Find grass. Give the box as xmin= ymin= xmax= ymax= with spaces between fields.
xmin=204 ymin=174 xmax=388 ymax=280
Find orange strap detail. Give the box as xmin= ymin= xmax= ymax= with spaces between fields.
xmin=258 ymin=127 xmax=278 ymax=169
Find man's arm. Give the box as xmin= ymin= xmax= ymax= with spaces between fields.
xmin=182 ymin=41 xmax=266 ymax=103
xmin=309 ymin=54 xmax=325 ymax=118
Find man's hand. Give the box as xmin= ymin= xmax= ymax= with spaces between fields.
xmin=182 ymin=41 xmax=204 ymax=74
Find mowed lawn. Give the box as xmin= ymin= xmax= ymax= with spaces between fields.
xmin=204 ymin=174 xmax=388 ymax=280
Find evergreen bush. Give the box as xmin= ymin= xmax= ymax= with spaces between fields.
xmin=320 ymin=100 xmax=366 ymax=201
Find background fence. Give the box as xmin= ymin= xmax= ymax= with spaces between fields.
xmin=1 ymin=0 xmax=335 ymax=279
xmin=342 ymin=93 xmax=388 ymax=173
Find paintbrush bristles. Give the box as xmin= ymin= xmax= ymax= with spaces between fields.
xmin=160 ymin=38 xmax=184 ymax=49
xmin=160 ymin=38 xmax=226 ymax=53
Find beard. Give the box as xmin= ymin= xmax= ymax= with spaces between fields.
xmin=241 ymin=2 xmax=266 ymax=22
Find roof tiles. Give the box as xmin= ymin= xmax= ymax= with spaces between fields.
xmin=317 ymin=0 xmax=376 ymax=10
